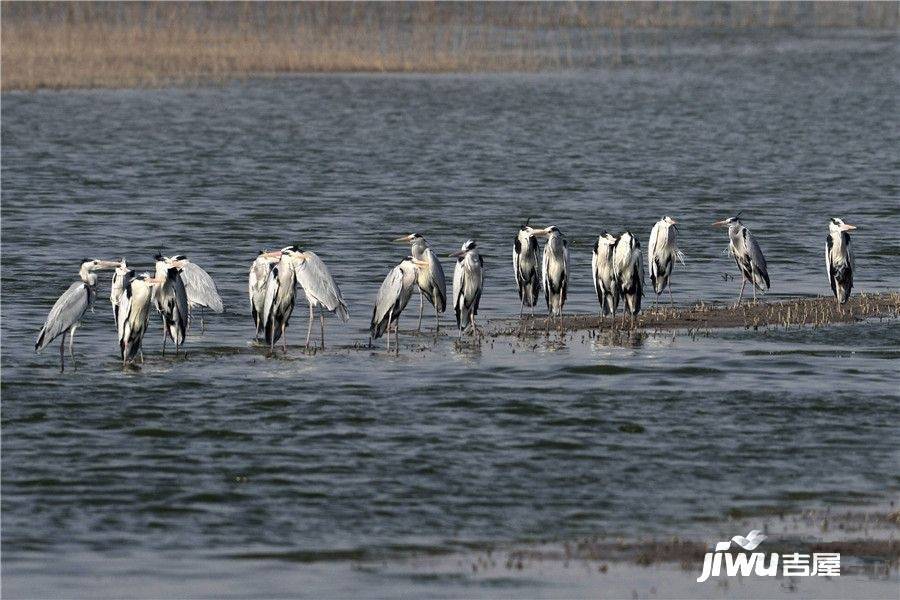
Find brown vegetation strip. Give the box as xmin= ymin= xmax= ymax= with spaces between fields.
xmin=491 ymin=292 xmax=900 ymax=337
xmin=3 ymin=2 xmax=898 ymax=91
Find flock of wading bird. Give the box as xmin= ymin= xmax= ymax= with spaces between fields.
xmin=34 ymin=214 xmax=859 ymax=370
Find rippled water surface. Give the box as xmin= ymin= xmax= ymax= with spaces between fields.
xmin=2 ymin=30 xmax=899 ymax=597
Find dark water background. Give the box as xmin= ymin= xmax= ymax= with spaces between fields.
xmin=2 ymin=29 xmax=898 ymax=597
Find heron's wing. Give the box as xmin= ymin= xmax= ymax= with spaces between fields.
xmin=513 ymin=236 xmax=522 ymax=287
xmin=452 ymin=259 xmax=465 ymax=311
xmin=262 ymin=266 xmax=280 ymax=327
xmin=825 ymin=236 xmax=835 ymax=295
xmin=648 ymin=222 xmax=661 ymax=279
xmin=541 ymin=246 xmax=551 ymax=295
xmin=743 ymin=229 xmax=770 ymax=289
xmin=421 ymin=248 xmax=446 ymax=312
xmin=373 ymin=266 xmax=403 ymax=327
xmin=636 ymin=247 xmax=646 ymax=289
xmin=173 ymin=275 xmax=190 ymax=338
xmin=294 ymin=252 xmax=349 ymax=321
xmin=117 ymin=283 xmax=133 ymax=342
xmin=180 ymin=261 xmax=224 ymax=313
xmin=472 ymin=253 xmax=484 ymax=313
xmin=591 ymin=239 xmax=602 ymax=302
xmin=35 ymin=281 xmax=90 ymax=351
xmin=248 ymin=262 xmax=261 ymax=303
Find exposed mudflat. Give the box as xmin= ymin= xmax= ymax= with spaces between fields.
xmin=491 ymin=292 xmax=900 ymax=338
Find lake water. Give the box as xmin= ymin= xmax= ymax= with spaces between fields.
xmin=1 ymin=29 xmax=898 ymax=597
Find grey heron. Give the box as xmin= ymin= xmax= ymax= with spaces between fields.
xmin=110 ymin=258 xmax=133 ymax=323
xmin=292 ymin=249 xmax=350 ymax=350
xmin=713 ymin=213 xmax=770 ymax=303
xmin=117 ymin=272 xmax=161 ymax=366
xmin=370 ymin=256 xmax=427 ymax=352
xmin=393 ymin=233 xmax=446 ymax=331
xmin=826 ymin=217 xmax=857 ymax=306
xmin=35 ymin=258 xmax=119 ymax=371
xmin=648 ymin=216 xmax=684 ymax=306
xmin=512 ymin=220 xmax=541 ymax=316
xmin=165 ymin=255 xmax=224 ymax=331
xmin=591 ymin=231 xmax=620 ymax=317
xmin=451 ymin=240 xmax=484 ymax=338
xmin=249 ymin=250 xmax=278 ymax=339
xmin=535 ymin=226 xmax=569 ymax=318
xmin=613 ymin=231 xmax=644 ymax=316
xmin=153 ymin=254 xmax=189 ymax=356
xmin=260 ymin=246 xmax=300 ymax=353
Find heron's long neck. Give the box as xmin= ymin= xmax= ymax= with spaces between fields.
xmin=411 ymin=240 xmax=427 ymax=259
xmin=80 ymin=269 xmax=98 ymax=287
xmin=830 ymin=229 xmax=848 ymax=252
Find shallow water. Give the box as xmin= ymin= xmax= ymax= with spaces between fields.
xmin=2 ymin=29 xmax=899 ymax=597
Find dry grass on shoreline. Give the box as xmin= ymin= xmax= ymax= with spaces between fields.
xmin=2 ymin=2 xmax=898 ymax=91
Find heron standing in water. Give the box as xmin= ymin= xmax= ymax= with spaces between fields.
xmin=451 ymin=240 xmax=484 ymax=338
xmin=536 ymin=226 xmax=568 ymax=319
xmin=648 ymin=216 xmax=684 ymax=306
xmin=591 ymin=231 xmax=620 ymax=318
xmin=35 ymin=258 xmax=119 ymax=371
xmin=826 ymin=217 xmax=857 ymax=306
xmin=394 ymin=233 xmax=446 ymax=331
xmin=165 ymin=255 xmax=224 ymax=332
xmin=154 ymin=254 xmax=189 ymax=356
xmin=292 ymin=249 xmax=350 ymax=350
xmin=110 ymin=258 xmax=133 ymax=323
xmin=613 ymin=231 xmax=644 ymax=317
xmin=713 ymin=213 xmax=770 ymax=304
xmin=249 ymin=250 xmax=278 ymax=340
xmin=513 ymin=220 xmax=541 ymax=316
xmin=370 ymin=256 xmax=427 ymax=352
xmin=117 ymin=272 xmax=161 ymax=366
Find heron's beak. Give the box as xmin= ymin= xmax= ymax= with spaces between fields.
xmin=667 ymin=218 xmax=677 ymax=225
xmin=393 ymin=234 xmax=414 ymax=243
xmin=531 ymin=227 xmax=552 ymax=237
xmin=172 ymin=259 xmax=188 ymax=269
xmin=711 ymin=220 xmax=728 ymax=228
xmin=145 ymin=277 xmax=164 ymax=285
xmin=449 ymin=250 xmax=466 ymax=258
xmin=295 ymin=252 xmax=309 ymax=263
xmin=264 ymin=250 xmax=283 ymax=259
xmin=98 ymin=260 xmax=121 ymax=269
xmin=411 ymin=258 xmax=429 ymax=268
xmin=841 ymin=223 xmax=857 ymax=231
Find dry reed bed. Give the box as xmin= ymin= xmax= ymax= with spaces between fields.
xmin=3 ymin=2 xmax=898 ymax=91
xmin=494 ymin=292 xmax=900 ymax=338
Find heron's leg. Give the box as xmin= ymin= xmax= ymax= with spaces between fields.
xmin=668 ymin=286 xmax=674 ymax=307
xmin=59 ymin=335 xmax=66 ymax=372
xmin=520 ymin=296 xmax=525 ymax=318
xmin=386 ymin=309 xmax=393 ymax=352
xmin=68 ymin=325 xmax=78 ymax=359
xmin=394 ymin=315 xmax=400 ymax=354
xmin=319 ymin=306 xmax=326 ymax=350
xmin=434 ymin=304 xmax=440 ymax=333
xmin=737 ymin=280 xmax=746 ymax=305
xmin=161 ymin=321 xmax=167 ymax=356
xmin=306 ymin=303 xmax=314 ymax=350
xmin=752 ymin=283 xmax=757 ymax=304
xmin=200 ymin=308 xmax=206 ymax=333
xmin=282 ymin=322 xmax=288 ymax=353
xmin=417 ymin=291 xmax=423 ymax=332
